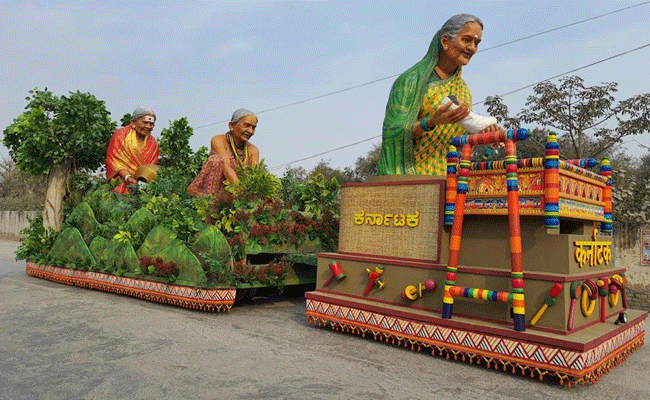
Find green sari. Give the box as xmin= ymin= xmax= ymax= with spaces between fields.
xmin=378 ymin=30 xmax=470 ymax=175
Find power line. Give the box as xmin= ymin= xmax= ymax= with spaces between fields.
xmin=477 ymin=1 xmax=650 ymax=53
xmin=194 ymin=2 xmax=650 ymax=130
xmin=194 ymin=76 xmax=394 ymax=130
xmin=268 ymin=43 xmax=650 ymax=171
xmin=269 ymin=136 xmax=378 ymax=171
xmin=475 ymin=43 xmax=650 ymax=104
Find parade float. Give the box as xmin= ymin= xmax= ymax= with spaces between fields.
xmin=305 ymin=129 xmax=646 ymax=386
xmin=21 ymin=164 xmax=339 ymax=312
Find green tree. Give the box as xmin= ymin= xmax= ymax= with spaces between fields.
xmin=0 ymin=158 xmax=46 ymax=210
xmin=120 ymin=113 xmax=132 ymax=127
xmin=146 ymin=117 xmax=209 ymax=196
xmin=611 ymin=152 xmax=650 ymax=227
xmin=485 ymin=76 xmax=650 ymax=159
xmin=158 ymin=117 xmax=207 ymax=178
xmin=308 ymin=160 xmax=354 ymax=184
xmin=280 ymin=166 xmax=308 ymax=206
xmin=353 ymin=143 xmax=380 ymax=181
xmin=2 ymin=88 xmax=115 ymax=230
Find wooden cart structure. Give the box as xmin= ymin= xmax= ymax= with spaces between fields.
xmin=306 ymin=130 xmax=645 ymax=386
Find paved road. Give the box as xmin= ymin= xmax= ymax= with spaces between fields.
xmin=1 ymin=239 xmax=649 ymax=400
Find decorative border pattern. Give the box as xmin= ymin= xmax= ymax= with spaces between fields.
xmin=464 ymin=197 xmax=543 ymax=214
xmin=306 ymin=298 xmax=645 ymax=386
xmin=559 ymin=198 xmax=605 ymax=220
xmin=26 ymin=262 xmax=236 ymax=312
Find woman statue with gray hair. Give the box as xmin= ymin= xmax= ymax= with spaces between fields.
xmin=378 ymin=14 xmax=499 ymax=176
xmin=106 ymin=108 xmax=159 ymax=194
xmin=187 ymin=108 xmax=260 ymax=197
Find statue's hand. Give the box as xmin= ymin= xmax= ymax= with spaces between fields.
xmin=480 ymin=124 xmax=501 ymax=133
xmin=431 ymin=101 xmax=470 ymax=126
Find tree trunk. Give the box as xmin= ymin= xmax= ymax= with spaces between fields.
xmin=43 ymin=159 xmax=72 ymax=231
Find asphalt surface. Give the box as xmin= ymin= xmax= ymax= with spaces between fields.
xmin=1 ymin=239 xmax=650 ymax=400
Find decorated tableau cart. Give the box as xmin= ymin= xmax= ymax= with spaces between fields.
xmin=22 ymin=168 xmax=338 ymax=312
xmin=305 ymin=129 xmax=646 ymax=386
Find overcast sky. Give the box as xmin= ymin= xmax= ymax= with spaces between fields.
xmin=2 ymin=0 xmax=649 ymax=174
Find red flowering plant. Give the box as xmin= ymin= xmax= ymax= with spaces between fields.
xmin=231 ymin=257 xmax=291 ymax=288
xmin=136 ymin=256 xmax=179 ymax=283
xmin=204 ymin=164 xmax=338 ymax=262
xmin=201 ymin=254 xmax=291 ymax=288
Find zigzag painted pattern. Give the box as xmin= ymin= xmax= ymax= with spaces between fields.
xmin=306 ymin=298 xmax=645 ymax=372
xmin=26 ymin=262 xmax=236 ymax=304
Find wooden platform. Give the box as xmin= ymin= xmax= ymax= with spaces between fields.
xmin=306 ymin=290 xmax=646 ymax=386
xmin=306 ymin=153 xmax=644 ymax=385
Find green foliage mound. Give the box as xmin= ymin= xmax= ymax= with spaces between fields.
xmin=64 ymin=202 xmax=99 ymax=244
xmin=16 ymin=129 xmax=342 ymax=289
xmin=47 ymin=227 xmax=95 ymax=269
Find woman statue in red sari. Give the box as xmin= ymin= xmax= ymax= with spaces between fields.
xmin=106 ymin=108 xmax=159 ymax=194
xmin=187 ymin=108 xmax=260 ymax=198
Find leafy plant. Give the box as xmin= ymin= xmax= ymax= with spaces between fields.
xmin=139 ymin=256 xmax=179 ymax=282
xmin=203 ymin=254 xmax=290 ymax=288
xmin=15 ymin=214 xmax=57 ymax=262
xmin=297 ymin=172 xmax=341 ymax=216
xmin=142 ymin=193 xmax=206 ymax=245
xmin=226 ymin=160 xmax=281 ymax=199
xmin=156 ymin=117 xmax=208 ymax=191
xmin=2 ymin=88 xmax=116 ymax=230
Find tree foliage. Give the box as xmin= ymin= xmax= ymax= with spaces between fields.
xmin=3 ymin=88 xmax=115 ymax=174
xmin=484 ymin=76 xmax=650 ymax=227
xmin=353 ymin=143 xmax=380 ymax=180
xmin=0 ymin=158 xmax=46 ymax=210
xmin=611 ymin=152 xmax=650 ymax=227
xmin=2 ymin=88 xmax=116 ymax=229
xmin=485 ymin=76 xmax=650 ymax=159
xmin=154 ymin=117 xmax=208 ymax=192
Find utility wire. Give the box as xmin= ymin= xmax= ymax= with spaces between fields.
xmin=474 ymin=43 xmax=650 ymax=105
xmin=194 ymin=1 xmax=650 ymax=130
xmin=269 ymin=136 xmax=378 ymax=171
xmin=194 ymin=76 xmax=393 ymax=129
xmin=268 ymin=43 xmax=650 ymax=171
xmin=477 ymin=1 xmax=650 ymax=52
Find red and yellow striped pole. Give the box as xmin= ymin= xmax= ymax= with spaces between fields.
xmin=505 ymin=135 xmax=526 ymax=331
xmin=442 ymin=142 xmax=472 ymax=319
xmin=597 ymin=277 xmax=610 ymax=323
xmin=442 ymin=129 xmax=528 ymax=331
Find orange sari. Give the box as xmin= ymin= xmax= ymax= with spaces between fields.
xmin=106 ymin=125 xmax=159 ymax=194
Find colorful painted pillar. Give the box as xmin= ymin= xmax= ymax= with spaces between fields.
xmin=505 ymin=133 xmax=526 ymax=331
xmin=445 ymin=146 xmax=459 ymax=226
xmin=442 ymin=141 xmax=472 ymax=319
xmin=442 ymin=129 xmax=528 ymax=331
xmin=600 ymin=158 xmax=613 ymax=233
xmin=544 ymin=133 xmax=560 ymax=232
